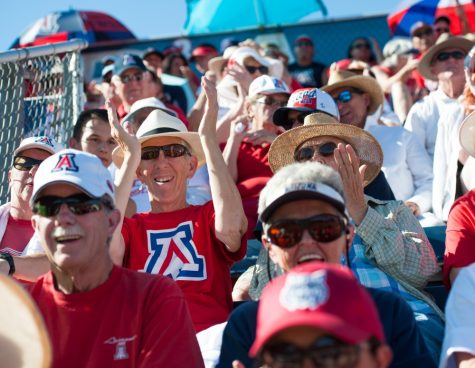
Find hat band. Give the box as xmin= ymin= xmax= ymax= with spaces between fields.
xmin=140 ymin=127 xmax=180 ymax=137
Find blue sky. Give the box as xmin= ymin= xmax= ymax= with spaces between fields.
xmin=0 ymin=0 xmax=400 ymax=51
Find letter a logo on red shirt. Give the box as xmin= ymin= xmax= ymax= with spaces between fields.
xmin=52 ymin=153 xmax=79 ymax=172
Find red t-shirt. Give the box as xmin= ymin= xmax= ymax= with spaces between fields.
xmin=444 ymin=189 xmax=475 ymax=289
xmin=0 ymin=215 xmax=34 ymax=255
xmin=121 ymin=201 xmax=247 ymax=332
xmin=28 ymin=266 xmax=204 ymax=367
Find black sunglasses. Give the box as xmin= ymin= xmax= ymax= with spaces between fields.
xmin=294 ymin=142 xmax=337 ymax=162
xmin=266 ymin=214 xmax=347 ymax=249
xmin=257 ymin=96 xmax=288 ymax=109
xmin=436 ymin=50 xmax=465 ymax=62
xmin=33 ymin=193 xmax=112 ymax=217
xmin=244 ymin=64 xmax=269 ymax=75
xmin=141 ymin=144 xmax=190 ymax=160
xmin=260 ymin=335 xmax=364 ymax=368
xmin=120 ymin=72 xmax=143 ymax=84
xmin=13 ymin=156 xmax=44 ymax=171
xmin=352 ymin=42 xmax=370 ymax=49
xmin=414 ymin=28 xmax=433 ymax=37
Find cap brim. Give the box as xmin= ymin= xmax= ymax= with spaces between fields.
xmin=460 ymin=111 xmax=475 ymax=157
xmin=260 ymin=190 xmax=346 ymax=222
xmin=112 ymin=132 xmax=206 ymax=169
xmin=268 ymin=117 xmax=383 ymax=187
xmin=322 ymin=76 xmax=383 ymax=115
xmin=249 ymin=311 xmax=372 ymax=357
xmin=273 ymin=107 xmax=314 ymax=126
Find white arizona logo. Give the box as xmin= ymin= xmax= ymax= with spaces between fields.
xmin=279 ymin=270 xmax=329 ymax=311
xmin=104 ymin=335 xmax=136 ymax=361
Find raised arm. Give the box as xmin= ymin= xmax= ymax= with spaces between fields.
xmin=199 ymin=76 xmax=247 ymax=252
xmin=106 ymin=100 xmax=141 ymax=264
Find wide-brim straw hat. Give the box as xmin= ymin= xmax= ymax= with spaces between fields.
xmin=418 ymin=33 xmax=474 ymax=81
xmin=113 ymin=109 xmax=205 ymax=168
xmin=322 ymin=70 xmax=384 ymax=115
xmin=268 ymin=112 xmax=383 ymax=187
xmin=460 ymin=110 xmax=475 ymax=158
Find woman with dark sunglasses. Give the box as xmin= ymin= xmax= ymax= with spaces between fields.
xmin=347 ymin=37 xmax=382 ymax=65
xmin=218 ymin=162 xmax=435 ymax=368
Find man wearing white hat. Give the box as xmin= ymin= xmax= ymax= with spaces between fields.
xmin=110 ymin=77 xmax=248 ymax=333
xmin=405 ymin=34 xmax=474 ymax=161
xmin=0 ymin=136 xmax=59 ymax=278
xmin=27 ymin=149 xmax=204 ymax=367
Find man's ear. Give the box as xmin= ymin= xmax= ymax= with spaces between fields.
xmin=107 ymin=208 xmax=121 ymax=236
xmin=69 ymin=137 xmax=80 ymax=149
xmin=7 ymin=169 xmax=11 ymax=187
xmin=362 ymin=92 xmax=371 ymax=110
xmin=187 ymin=155 xmax=198 ymax=179
xmin=31 ymin=215 xmax=39 ymax=232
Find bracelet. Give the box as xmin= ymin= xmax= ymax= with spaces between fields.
xmin=0 ymin=252 xmax=15 ymax=275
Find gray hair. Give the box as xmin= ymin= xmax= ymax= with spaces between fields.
xmin=258 ymin=161 xmax=345 ymax=221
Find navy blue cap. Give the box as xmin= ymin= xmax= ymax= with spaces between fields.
xmin=113 ymin=54 xmax=146 ymax=76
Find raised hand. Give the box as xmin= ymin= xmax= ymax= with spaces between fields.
xmin=334 ymin=143 xmax=368 ymax=225
xmin=199 ymin=76 xmax=219 ymax=137
xmin=105 ymin=99 xmax=140 ymax=160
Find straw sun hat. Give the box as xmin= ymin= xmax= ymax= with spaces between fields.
xmin=268 ymin=112 xmax=383 ymax=187
xmin=321 ymin=69 xmax=384 ymax=115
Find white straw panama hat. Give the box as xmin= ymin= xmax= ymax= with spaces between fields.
xmin=418 ymin=33 xmax=474 ymax=81
xmin=322 ymin=69 xmax=384 ymax=115
xmin=113 ymin=109 xmax=205 ymax=168
xmin=460 ymin=110 xmax=475 ymax=158
xmin=31 ymin=149 xmax=116 ymax=205
xmin=0 ymin=273 xmax=52 ymax=368
xmin=268 ymin=112 xmax=383 ymax=187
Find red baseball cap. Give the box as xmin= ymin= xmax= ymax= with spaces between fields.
xmin=249 ymin=262 xmax=385 ymax=356
xmin=191 ymin=45 xmax=218 ymax=60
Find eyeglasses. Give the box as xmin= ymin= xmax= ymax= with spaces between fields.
xmin=280 ymin=113 xmax=308 ymax=131
xmin=352 ymin=42 xmax=370 ymax=49
xmin=244 ymin=64 xmax=269 ymax=75
xmin=294 ymin=142 xmax=337 ymax=162
xmin=332 ymin=89 xmax=363 ymax=104
xmin=13 ymin=156 xmax=44 ymax=171
xmin=33 ymin=193 xmax=113 ymax=217
xmin=260 ymin=335 xmax=368 ymax=368
xmin=256 ymin=96 xmax=288 ymax=109
xmin=120 ymin=72 xmax=143 ymax=84
xmin=413 ymin=28 xmax=433 ymax=38
xmin=296 ymin=41 xmax=313 ymax=47
xmin=436 ymin=50 xmax=465 ymax=62
xmin=265 ymin=214 xmax=347 ymax=249
xmin=141 ymin=144 xmax=190 ymax=160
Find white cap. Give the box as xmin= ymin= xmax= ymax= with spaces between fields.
xmin=31 ymin=149 xmax=115 ymax=205
xmin=14 ymin=136 xmax=61 ymax=156
xmin=122 ymin=97 xmax=177 ymax=126
xmin=248 ymin=75 xmax=290 ymax=99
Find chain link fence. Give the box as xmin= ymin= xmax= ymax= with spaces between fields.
xmin=0 ymin=39 xmax=87 ymax=205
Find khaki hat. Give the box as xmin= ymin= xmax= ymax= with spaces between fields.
xmin=418 ymin=33 xmax=474 ymax=81
xmin=322 ymin=70 xmax=384 ymax=115
xmin=460 ymin=111 xmax=475 ymax=158
xmin=0 ymin=274 xmax=52 ymax=368
xmin=268 ymin=112 xmax=383 ymax=187
xmin=113 ymin=109 xmax=205 ymax=168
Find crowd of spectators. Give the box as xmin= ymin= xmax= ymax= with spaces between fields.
xmin=2 ymin=12 xmax=475 ymax=368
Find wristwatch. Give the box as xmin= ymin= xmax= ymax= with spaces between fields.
xmin=0 ymin=252 xmax=15 ymax=275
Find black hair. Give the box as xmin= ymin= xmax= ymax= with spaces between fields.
xmin=72 ymin=109 xmax=109 ymax=141
xmin=435 ymin=15 xmax=451 ymax=25
xmin=162 ymin=53 xmax=189 ymax=75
